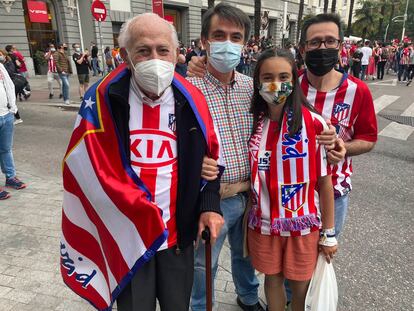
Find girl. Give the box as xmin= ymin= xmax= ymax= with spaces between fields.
xmin=247 ymin=49 xmax=337 ymax=311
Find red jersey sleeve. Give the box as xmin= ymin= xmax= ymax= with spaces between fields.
xmin=352 ymin=82 xmax=378 ymax=142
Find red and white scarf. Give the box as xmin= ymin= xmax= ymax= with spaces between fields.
xmin=249 ymin=107 xmax=329 ymax=236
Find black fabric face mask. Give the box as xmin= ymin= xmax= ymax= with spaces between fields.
xmin=305 ymin=48 xmax=339 ymax=76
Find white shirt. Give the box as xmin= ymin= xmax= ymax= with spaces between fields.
xmin=361 ymin=46 xmax=372 ymax=65
xmin=0 ymin=79 xmax=9 ymax=116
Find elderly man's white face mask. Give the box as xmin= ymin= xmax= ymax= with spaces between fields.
xmin=129 ymin=55 xmax=175 ymax=97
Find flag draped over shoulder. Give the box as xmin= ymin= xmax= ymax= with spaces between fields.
xmin=60 ymin=64 xmax=220 ymax=311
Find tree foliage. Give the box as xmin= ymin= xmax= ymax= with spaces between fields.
xmin=351 ymin=0 xmax=413 ymax=42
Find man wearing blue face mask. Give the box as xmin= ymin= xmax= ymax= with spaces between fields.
xmin=188 ymin=3 xmax=265 ymax=311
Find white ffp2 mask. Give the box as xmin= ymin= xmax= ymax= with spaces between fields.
xmin=130 ymin=58 xmax=175 ymax=96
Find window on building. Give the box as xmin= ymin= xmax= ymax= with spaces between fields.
xmin=112 ymin=22 xmax=123 ymax=47
xmin=110 ymin=0 xmax=131 ymax=12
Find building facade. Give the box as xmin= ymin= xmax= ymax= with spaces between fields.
xmin=0 ymin=0 xmax=303 ymax=76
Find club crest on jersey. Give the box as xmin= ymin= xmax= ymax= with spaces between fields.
xmin=130 ymin=129 xmax=177 ymax=168
xmin=168 ymin=113 xmax=176 ymax=132
xmin=258 ymin=151 xmax=271 ymax=171
xmin=281 ymin=182 xmax=308 ymax=212
xmin=332 ymin=102 xmax=350 ymax=123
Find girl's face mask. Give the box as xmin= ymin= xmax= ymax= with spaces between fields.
xmin=259 ymin=81 xmax=293 ymax=105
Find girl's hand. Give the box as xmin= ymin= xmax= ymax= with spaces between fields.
xmin=319 ymin=245 xmax=338 ymax=263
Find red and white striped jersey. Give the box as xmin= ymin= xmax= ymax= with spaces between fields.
xmin=129 ymin=81 xmax=178 ymax=250
xmin=249 ymin=107 xmax=329 ymax=237
xmin=46 ymin=52 xmax=57 ymax=73
xmin=299 ymin=72 xmax=377 ymax=198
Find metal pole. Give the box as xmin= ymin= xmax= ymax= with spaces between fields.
xmin=76 ymin=0 xmax=84 ymax=51
xmin=98 ymin=20 xmax=105 ymax=75
xmin=282 ymin=1 xmax=288 ymax=47
xmin=401 ymin=0 xmax=410 ymax=42
xmin=384 ymin=24 xmax=389 ymax=43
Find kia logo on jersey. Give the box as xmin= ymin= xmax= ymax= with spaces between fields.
xmin=130 ymin=129 xmax=177 ymax=168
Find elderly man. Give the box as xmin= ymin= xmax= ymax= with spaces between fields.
xmin=61 ymin=13 xmax=223 ymax=311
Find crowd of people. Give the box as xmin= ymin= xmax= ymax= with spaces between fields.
xmin=61 ymin=4 xmax=379 ymax=311
xmin=341 ymin=39 xmax=414 ymax=85
xmin=43 ymin=42 xmax=125 ymax=105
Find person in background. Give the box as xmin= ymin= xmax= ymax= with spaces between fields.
xmin=250 ymin=45 xmax=260 ymax=77
xmin=0 ymin=49 xmax=23 ymax=124
xmin=104 ymin=46 xmax=114 ymax=73
xmin=175 ymin=53 xmax=187 ymax=77
xmin=55 ymin=43 xmax=72 ymax=105
xmin=111 ymin=45 xmax=120 ymax=68
xmin=0 ymin=60 xmax=26 ymax=200
xmin=399 ymin=43 xmax=410 ymax=82
xmin=6 ymin=45 xmax=28 ymax=79
xmin=72 ymin=43 xmax=90 ymax=101
xmin=406 ymin=43 xmax=414 ymax=86
xmin=90 ymin=42 xmax=102 ymax=76
xmin=44 ymin=43 xmax=62 ymax=100
xmin=376 ymin=42 xmax=387 ymax=80
xmin=185 ymin=38 xmax=205 ymax=64
xmin=351 ymin=43 xmax=363 ymax=78
xmin=360 ymin=40 xmax=372 ymax=80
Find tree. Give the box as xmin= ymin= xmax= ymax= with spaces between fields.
xmin=352 ymin=0 xmax=382 ymax=40
xmin=254 ymin=0 xmax=261 ymax=38
xmin=331 ymin=0 xmax=337 ymax=13
xmin=324 ymin=0 xmax=329 ymax=13
xmin=297 ymin=0 xmax=305 ymax=42
xmin=378 ymin=1 xmax=387 ymax=39
xmin=208 ymin=0 xmax=214 ymax=9
xmin=346 ymin=0 xmax=355 ymax=36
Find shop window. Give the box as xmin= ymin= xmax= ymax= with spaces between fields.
xmin=23 ymin=0 xmax=60 ymax=74
xmin=112 ymin=22 xmax=123 ymax=47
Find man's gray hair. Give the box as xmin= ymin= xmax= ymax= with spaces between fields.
xmin=118 ymin=13 xmax=179 ymax=50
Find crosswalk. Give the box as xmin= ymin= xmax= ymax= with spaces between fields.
xmin=373 ymin=94 xmax=414 ymax=141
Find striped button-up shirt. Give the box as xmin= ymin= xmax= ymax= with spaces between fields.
xmin=188 ymin=71 xmax=253 ymax=183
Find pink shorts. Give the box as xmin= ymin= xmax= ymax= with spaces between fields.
xmin=247 ymin=228 xmax=319 ymax=281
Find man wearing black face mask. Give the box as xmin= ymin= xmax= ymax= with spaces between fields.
xmin=298 ymin=14 xmax=378 ymax=238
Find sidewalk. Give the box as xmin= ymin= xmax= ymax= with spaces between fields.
xmin=1 ymin=76 xmax=266 ymax=310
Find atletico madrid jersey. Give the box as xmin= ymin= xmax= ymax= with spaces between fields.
xmin=299 ymin=71 xmax=378 ymax=198
xmin=128 ymin=81 xmax=178 ymax=251
xmin=249 ymin=109 xmax=329 ymax=237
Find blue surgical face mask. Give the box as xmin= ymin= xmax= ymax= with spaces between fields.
xmin=208 ymin=40 xmax=242 ymax=73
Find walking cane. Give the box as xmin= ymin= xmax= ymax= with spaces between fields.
xmin=202 ymin=227 xmax=212 ymax=311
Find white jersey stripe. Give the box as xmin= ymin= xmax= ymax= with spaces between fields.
xmin=63 ymin=190 xmax=118 ymax=292
xmin=66 ymin=141 xmax=147 ymax=268
xmin=61 ymin=235 xmax=111 ymax=304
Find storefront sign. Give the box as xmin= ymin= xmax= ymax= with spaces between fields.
xmin=27 ymin=1 xmax=49 ymax=23
xmin=164 ymin=15 xmax=174 ymax=25
xmin=152 ymin=0 xmax=164 ymax=18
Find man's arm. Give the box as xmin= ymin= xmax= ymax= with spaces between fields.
xmin=198 ymin=176 xmax=224 ymax=245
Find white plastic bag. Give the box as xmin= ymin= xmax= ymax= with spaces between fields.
xmin=304 ymin=254 xmax=338 ymax=311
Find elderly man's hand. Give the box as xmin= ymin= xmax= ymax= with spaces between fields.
xmin=201 ymin=155 xmax=219 ymax=181
xmin=317 ymin=120 xmax=336 ymax=150
xmin=187 ymin=55 xmax=207 ymax=78
xmin=198 ymin=212 xmax=224 ymax=245
xmin=327 ymin=138 xmax=346 ymax=165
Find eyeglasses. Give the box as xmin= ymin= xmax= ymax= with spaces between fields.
xmin=305 ymin=38 xmax=341 ymax=50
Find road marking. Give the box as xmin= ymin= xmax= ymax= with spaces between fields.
xmin=371 ymin=78 xmax=397 ymax=86
xmin=374 ymin=95 xmax=400 ymax=114
xmin=401 ymin=102 xmax=414 ymax=117
xmin=379 ymin=122 xmax=414 ymax=140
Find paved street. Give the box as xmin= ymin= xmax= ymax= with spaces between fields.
xmin=0 ymin=72 xmax=413 ymax=311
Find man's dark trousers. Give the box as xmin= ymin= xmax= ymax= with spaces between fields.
xmin=117 ymin=245 xmax=194 ymax=311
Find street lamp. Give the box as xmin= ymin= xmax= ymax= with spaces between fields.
xmin=401 ymin=0 xmax=410 ymax=41
xmin=384 ymin=15 xmax=404 ymax=43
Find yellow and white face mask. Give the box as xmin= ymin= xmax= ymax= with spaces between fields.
xmin=259 ymin=81 xmax=293 ymax=105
